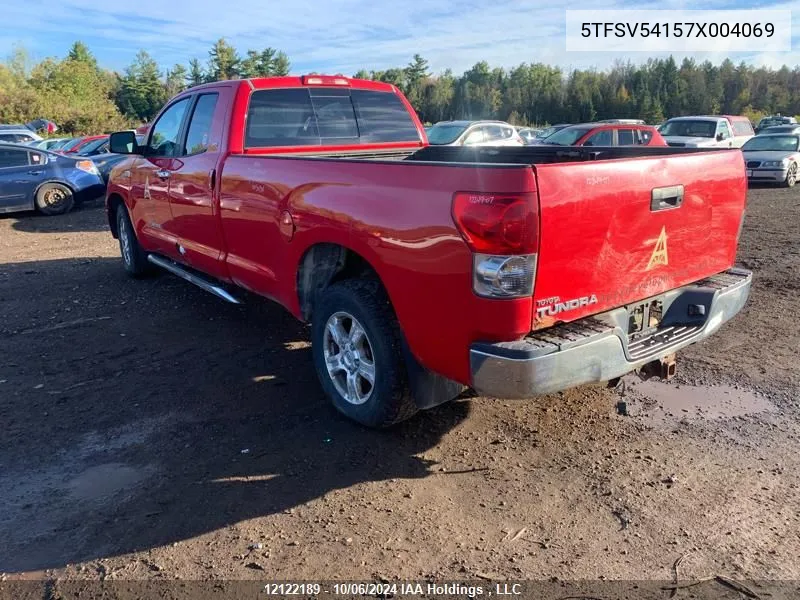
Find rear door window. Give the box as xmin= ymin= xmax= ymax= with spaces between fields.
xmin=617 ymin=129 xmax=636 ymax=145
xmin=184 ymin=93 xmax=219 ymax=155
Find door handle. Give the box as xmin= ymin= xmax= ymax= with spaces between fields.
xmin=28 ymin=170 xmax=44 ymax=175
xmin=155 ymin=169 xmax=171 ymax=180
xmin=651 ymin=185 xmax=684 ymax=211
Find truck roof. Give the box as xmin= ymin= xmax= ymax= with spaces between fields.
xmin=186 ymin=75 xmax=401 ymax=94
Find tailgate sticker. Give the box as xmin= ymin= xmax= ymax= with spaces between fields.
xmin=646 ymin=226 xmax=669 ymax=270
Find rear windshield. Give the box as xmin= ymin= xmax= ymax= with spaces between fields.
xmin=426 ymin=123 xmax=469 ymax=145
xmin=542 ymin=126 xmax=592 ymax=146
xmin=742 ymin=135 xmax=799 ymax=152
xmin=245 ymin=88 xmax=420 ymax=148
xmin=659 ymin=120 xmax=716 ymax=138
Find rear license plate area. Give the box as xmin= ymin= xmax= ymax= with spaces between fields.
xmin=627 ymin=298 xmax=664 ymax=340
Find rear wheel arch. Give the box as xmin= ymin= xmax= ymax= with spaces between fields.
xmin=296 ymin=242 xmax=389 ymax=322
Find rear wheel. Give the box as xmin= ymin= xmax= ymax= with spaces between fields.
xmin=116 ymin=205 xmax=152 ymax=277
xmin=312 ymin=279 xmax=417 ymax=428
xmin=35 ymin=183 xmax=74 ymax=215
xmin=784 ymin=162 xmax=797 ymax=188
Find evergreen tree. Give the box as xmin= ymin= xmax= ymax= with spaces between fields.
xmin=273 ymin=52 xmax=290 ymax=76
xmin=118 ymin=50 xmax=167 ymax=121
xmin=187 ymin=58 xmax=205 ymax=87
xmin=208 ymin=38 xmax=240 ymax=81
xmin=66 ymin=41 xmax=98 ymax=69
xmin=166 ymin=64 xmax=188 ymax=96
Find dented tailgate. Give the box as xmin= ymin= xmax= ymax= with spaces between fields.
xmin=531 ymin=150 xmax=746 ymax=330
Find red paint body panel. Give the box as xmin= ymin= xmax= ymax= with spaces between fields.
xmin=531 ymin=151 xmax=746 ymax=328
xmin=219 ymin=156 xmax=536 ymax=383
xmin=106 ymin=76 xmax=748 ymax=389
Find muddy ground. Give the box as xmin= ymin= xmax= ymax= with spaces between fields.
xmin=1 ymin=187 xmax=799 ymax=593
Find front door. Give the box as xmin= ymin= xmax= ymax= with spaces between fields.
xmin=129 ymin=97 xmax=192 ymax=257
xmin=166 ymin=89 xmax=231 ymax=280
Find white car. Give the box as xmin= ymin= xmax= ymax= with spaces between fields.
xmin=0 ymin=126 xmax=43 ymax=144
xmin=426 ymin=120 xmax=524 ymax=147
xmin=658 ymin=116 xmax=753 ymax=148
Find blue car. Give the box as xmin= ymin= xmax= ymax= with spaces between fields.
xmin=0 ymin=143 xmax=105 ymax=215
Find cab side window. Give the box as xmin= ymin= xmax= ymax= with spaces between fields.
xmin=147 ymin=98 xmax=191 ymax=157
xmin=184 ymin=93 xmax=219 ymax=155
xmin=717 ymin=121 xmax=732 ymax=140
xmin=584 ymin=129 xmax=612 ymax=146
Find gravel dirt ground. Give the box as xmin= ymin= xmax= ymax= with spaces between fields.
xmin=1 ymin=187 xmax=799 ymax=594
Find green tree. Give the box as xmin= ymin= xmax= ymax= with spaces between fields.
xmin=353 ymin=69 xmax=371 ymax=80
xmin=166 ymin=64 xmax=188 ymax=97
xmin=187 ymin=58 xmax=205 ymax=86
xmin=118 ymin=50 xmax=167 ymax=121
xmin=66 ymin=41 xmax=98 ymax=69
xmin=208 ymin=38 xmax=240 ymax=81
xmin=272 ymin=51 xmax=290 ymax=76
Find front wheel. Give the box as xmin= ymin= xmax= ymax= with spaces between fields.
xmin=784 ymin=162 xmax=797 ymax=188
xmin=311 ymin=279 xmax=417 ymax=428
xmin=35 ymin=183 xmax=74 ymax=215
xmin=116 ymin=205 xmax=152 ymax=277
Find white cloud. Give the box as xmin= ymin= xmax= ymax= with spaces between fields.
xmin=1 ymin=0 xmax=797 ymax=74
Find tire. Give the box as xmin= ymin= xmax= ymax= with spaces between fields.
xmin=115 ymin=204 xmax=152 ymax=277
xmin=35 ymin=183 xmax=74 ymax=216
xmin=311 ymin=279 xmax=417 ymax=428
xmin=784 ymin=162 xmax=797 ymax=188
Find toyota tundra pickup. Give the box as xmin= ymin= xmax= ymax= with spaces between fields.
xmin=105 ymin=75 xmax=751 ymax=428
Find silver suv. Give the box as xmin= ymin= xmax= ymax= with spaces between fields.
xmin=0 ymin=125 xmax=43 ymax=144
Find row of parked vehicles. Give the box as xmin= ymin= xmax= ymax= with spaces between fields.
xmin=1 ymin=108 xmax=798 ymax=218
xmin=424 ymin=114 xmax=800 ymax=187
xmin=0 ymin=127 xmax=145 ymax=215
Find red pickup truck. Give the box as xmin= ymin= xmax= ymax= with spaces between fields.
xmin=106 ymin=75 xmax=752 ymax=428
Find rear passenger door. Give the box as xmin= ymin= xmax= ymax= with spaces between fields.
xmin=616 ymin=128 xmax=636 ymax=146
xmin=167 ymin=88 xmax=233 ymax=279
xmin=0 ymin=147 xmax=45 ymax=212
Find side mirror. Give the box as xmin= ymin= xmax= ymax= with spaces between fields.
xmin=109 ymin=131 xmax=141 ymax=155
xmin=716 ymin=133 xmax=724 ymax=141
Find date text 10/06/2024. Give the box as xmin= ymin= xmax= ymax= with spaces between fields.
xmin=262 ymin=582 xmax=524 ymax=596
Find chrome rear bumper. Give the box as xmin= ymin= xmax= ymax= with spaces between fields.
xmin=469 ymin=268 xmax=752 ymax=399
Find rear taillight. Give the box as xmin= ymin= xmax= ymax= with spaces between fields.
xmin=452 ymin=192 xmax=538 ymax=298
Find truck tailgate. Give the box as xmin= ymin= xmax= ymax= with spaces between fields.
xmin=531 ymin=150 xmax=746 ymax=329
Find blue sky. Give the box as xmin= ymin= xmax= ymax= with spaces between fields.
xmin=2 ymin=0 xmax=797 ymax=75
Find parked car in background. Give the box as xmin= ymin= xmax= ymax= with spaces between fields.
xmin=540 ymin=123 xmax=667 ymax=147
xmin=755 ymin=124 xmax=800 ymax=136
xmin=526 ymin=124 xmax=572 ymax=144
xmin=741 ymin=134 xmax=799 ymax=187
xmin=26 ymin=119 xmax=59 ymax=134
xmin=659 ymin=116 xmax=752 ymax=148
xmin=755 ymin=115 xmax=797 ymax=134
xmin=0 ymin=126 xmax=43 ymax=144
xmin=426 ymin=120 xmax=524 ymax=146
xmin=60 ymin=135 xmax=108 ymax=155
xmin=74 ymin=136 xmax=110 ymax=156
xmin=516 ymin=127 xmax=543 ymax=145
xmin=0 ymin=143 xmax=104 ymax=215
xmin=25 ymin=137 xmax=73 ymax=151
